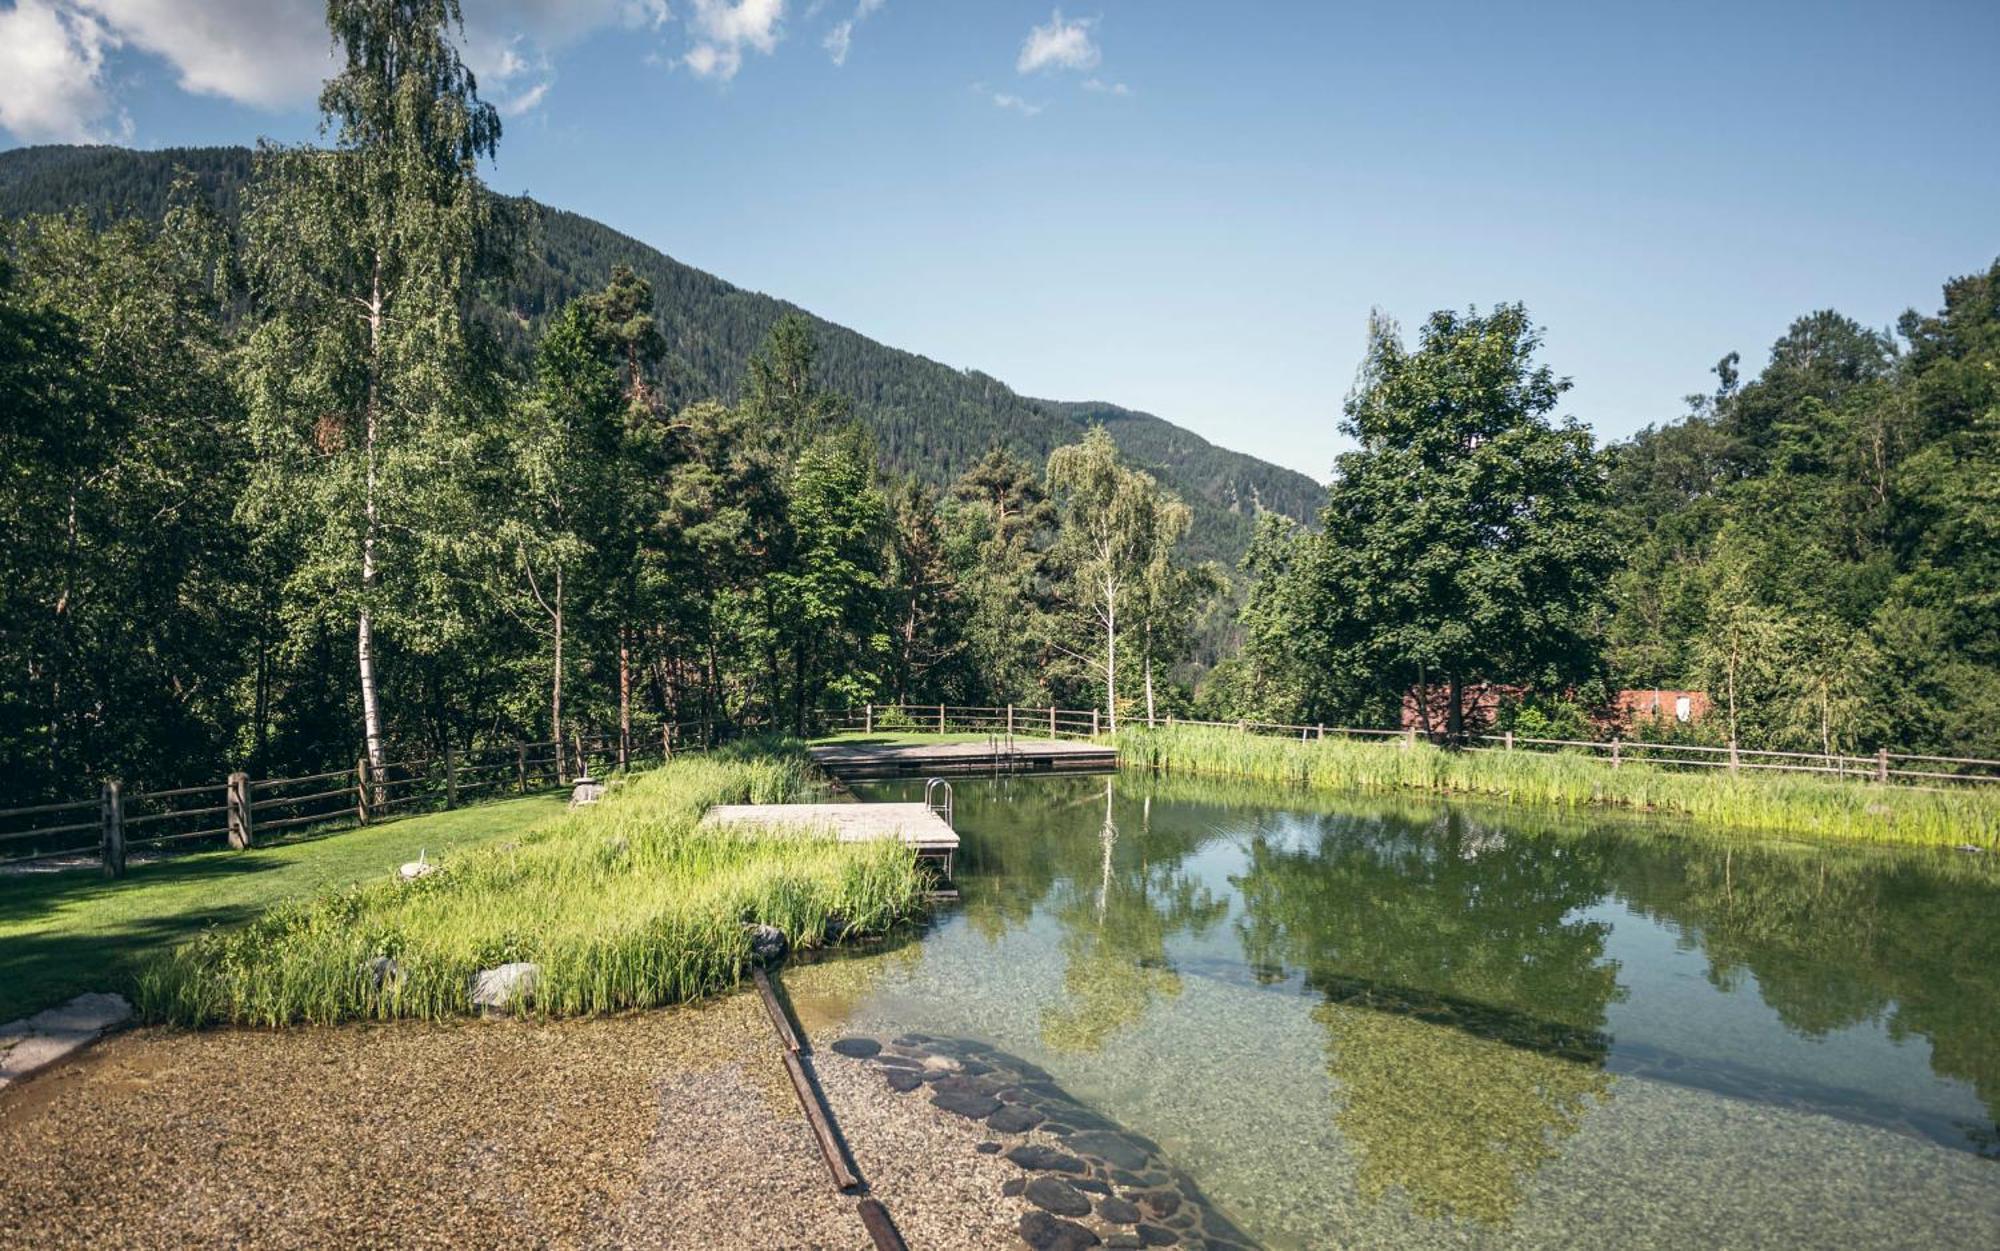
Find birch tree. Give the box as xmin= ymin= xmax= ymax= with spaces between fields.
xmin=1047 ymin=428 xmax=1182 ymax=732
xmin=238 ymin=0 xmax=501 ymax=784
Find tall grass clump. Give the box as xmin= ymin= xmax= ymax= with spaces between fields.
xmin=1120 ymin=725 xmax=2000 ymax=850
xmin=137 ymin=747 xmax=929 ymax=1026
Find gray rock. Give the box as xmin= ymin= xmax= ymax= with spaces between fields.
xmin=987 ymin=1103 xmax=1044 ymax=1134
xmin=1097 ymin=1196 xmax=1142 ymax=1224
xmin=745 ymin=924 xmax=788 ymax=965
xmin=362 ymin=956 xmax=401 ymax=990
xmin=568 ymin=776 xmax=606 ymax=807
xmin=1018 ymin=1210 xmax=1101 ymax=1251
xmin=1134 ymin=1225 xmax=1177 ymax=1247
xmin=830 ymin=1036 xmax=881 ymax=1058
xmin=1002 ymin=1177 xmax=1026 ymax=1198
xmin=469 ymin=961 xmax=539 ymax=1012
xmin=931 ymin=1086 xmax=1002 ymax=1119
xmin=1025 ymin=1176 xmax=1093 ymax=1217
xmin=1069 ymin=1131 xmax=1151 ymax=1171
xmin=1006 ymin=1144 xmax=1088 ymax=1174
xmin=883 ymin=1070 xmax=925 ymax=1093
xmin=976 ymin=1141 xmax=1001 ymax=1154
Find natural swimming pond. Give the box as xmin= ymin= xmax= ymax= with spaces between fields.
xmin=785 ymin=772 xmax=2000 ymax=1249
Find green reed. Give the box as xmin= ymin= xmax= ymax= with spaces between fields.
xmin=1119 ymin=725 xmax=2000 ymax=849
xmin=137 ymin=747 xmax=929 ymax=1026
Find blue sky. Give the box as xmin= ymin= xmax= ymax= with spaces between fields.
xmin=2 ymin=0 xmax=1996 ymax=481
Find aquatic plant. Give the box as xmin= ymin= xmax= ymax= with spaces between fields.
xmin=1119 ymin=725 xmax=2000 ymax=849
xmin=137 ymin=748 xmax=930 ymax=1026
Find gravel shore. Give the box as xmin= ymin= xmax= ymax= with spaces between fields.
xmin=0 ymin=992 xmax=1032 ymax=1250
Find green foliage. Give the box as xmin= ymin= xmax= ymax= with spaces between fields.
xmin=136 ymin=749 xmax=929 ymax=1026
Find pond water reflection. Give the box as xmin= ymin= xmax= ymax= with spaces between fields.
xmin=784 ymin=772 xmax=2000 ymax=1248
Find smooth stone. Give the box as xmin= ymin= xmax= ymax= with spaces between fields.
xmin=1105 ymin=1238 xmax=1142 ymax=1250
xmin=1025 ymin=1176 xmax=1093 ymax=1218
xmin=957 ymin=1059 xmax=994 ymax=1076
xmin=1018 ymin=1211 xmax=1101 ymax=1251
xmin=976 ymin=1141 xmax=1002 ymax=1154
xmin=1002 ymin=1177 xmax=1026 ymax=1198
xmin=744 ymin=923 xmax=787 ymax=965
xmin=1006 ymin=1144 xmax=1089 ymax=1175
xmin=830 ymin=1037 xmax=881 ymax=1058
xmin=1097 ymin=1197 xmax=1142 ymax=1224
xmin=1134 ymin=1225 xmax=1178 ymax=1247
xmin=883 ymin=1070 xmax=925 ymax=1093
xmin=893 ymin=1032 xmax=934 ymax=1045
xmin=1136 ymin=1190 xmax=1180 ymax=1219
xmin=1109 ymin=1170 xmax=1150 ymax=1188
xmin=873 ymin=1054 xmax=924 ymax=1070
xmin=1072 ymin=1179 xmax=1110 ymax=1196
xmin=987 ymin=1103 xmax=1044 ymax=1134
xmin=1069 ymin=1131 xmax=1151 ymax=1171
xmin=932 ymin=1087 xmax=1003 ymax=1119
xmin=469 ymin=961 xmax=539 ymax=1011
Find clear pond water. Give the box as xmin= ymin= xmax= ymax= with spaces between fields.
xmin=784 ymin=772 xmax=2000 ymax=1249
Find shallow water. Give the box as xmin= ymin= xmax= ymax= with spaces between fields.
xmin=784 ymin=772 xmax=2000 ymax=1249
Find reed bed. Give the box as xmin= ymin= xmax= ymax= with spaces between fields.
xmin=137 ymin=747 xmax=930 ymax=1026
xmin=1119 ymin=725 xmax=2000 ymax=850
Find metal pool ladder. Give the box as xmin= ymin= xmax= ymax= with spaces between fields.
xmin=924 ymin=777 xmax=954 ymax=829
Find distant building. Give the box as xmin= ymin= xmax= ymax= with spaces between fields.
xmin=1397 ymin=683 xmax=1710 ymax=734
xmin=1616 ymin=688 xmax=1709 ymax=726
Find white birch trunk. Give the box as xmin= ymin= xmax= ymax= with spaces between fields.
xmin=358 ymin=256 xmax=387 ymax=804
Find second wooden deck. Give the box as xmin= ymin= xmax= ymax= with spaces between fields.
xmin=808 ymin=738 xmax=1117 ymax=780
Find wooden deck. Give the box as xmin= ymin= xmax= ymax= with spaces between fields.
xmin=701 ymin=802 xmax=959 ymax=855
xmin=808 ymin=738 xmax=1117 ymax=780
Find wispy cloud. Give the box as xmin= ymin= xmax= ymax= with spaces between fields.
xmin=822 ymin=0 xmax=883 ymax=67
xmin=683 ymin=0 xmax=786 ymax=81
xmin=1017 ymin=8 xmax=1098 ymax=75
xmin=972 ymin=83 xmax=1043 ymax=117
xmin=1083 ymin=77 xmax=1131 ymax=97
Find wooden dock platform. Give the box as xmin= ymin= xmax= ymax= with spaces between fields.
xmin=701 ymin=802 xmax=960 ymax=856
xmin=808 ymin=738 xmax=1116 ymax=780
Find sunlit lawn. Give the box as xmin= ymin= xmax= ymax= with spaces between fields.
xmin=0 ymin=793 xmax=567 ymax=1021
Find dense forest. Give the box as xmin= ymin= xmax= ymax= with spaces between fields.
xmin=1 ymin=0 xmax=1993 ymax=807
xmin=0 ymin=142 xmax=1320 ymax=570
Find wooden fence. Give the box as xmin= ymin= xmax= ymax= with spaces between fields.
xmin=823 ymin=704 xmax=2000 ymax=790
xmin=0 ymin=719 xmax=715 ymax=876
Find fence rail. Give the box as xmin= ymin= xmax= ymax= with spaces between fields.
xmin=0 ymin=717 xmax=721 ymax=877
xmin=822 ymin=704 xmax=2000 ymax=790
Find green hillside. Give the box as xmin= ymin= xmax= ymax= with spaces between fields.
xmin=0 ymin=143 xmax=1321 ymax=565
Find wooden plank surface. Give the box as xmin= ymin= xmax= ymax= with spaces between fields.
xmin=701 ymin=802 xmax=959 ymax=852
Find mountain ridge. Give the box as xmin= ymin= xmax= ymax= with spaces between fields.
xmin=0 ymin=143 xmax=1321 ymax=566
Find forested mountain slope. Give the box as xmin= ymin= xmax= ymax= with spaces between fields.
xmin=0 ymin=143 xmax=1320 ymax=564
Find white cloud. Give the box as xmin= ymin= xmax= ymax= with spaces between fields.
xmin=0 ymin=0 xmax=676 ymax=142
xmin=821 ymin=0 xmax=882 ymax=66
xmin=984 ymin=90 xmax=1042 ymax=117
xmin=683 ymin=0 xmax=784 ymax=80
xmin=1017 ymin=8 xmax=1097 ymax=75
xmin=1083 ymin=77 xmax=1130 ymax=96
xmin=0 ymin=0 xmax=125 ymax=141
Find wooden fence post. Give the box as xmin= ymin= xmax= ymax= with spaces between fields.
xmin=226 ymin=771 xmax=254 ymax=849
xmin=516 ymin=742 xmax=528 ymax=793
xmin=1504 ymin=730 xmax=1514 ymax=751
xmin=355 ymin=757 xmax=372 ymax=825
xmin=1404 ymin=726 xmax=1416 ymax=751
xmin=938 ymin=704 xmax=947 ymax=735
xmin=1317 ymin=723 xmax=1325 ymax=741
xmin=663 ymin=723 xmax=674 ymax=760
xmin=1050 ymin=706 xmax=1057 ymax=736
xmin=1728 ymin=739 xmax=1740 ymax=774
xmin=100 ymin=780 xmax=125 ymax=880
xmin=1611 ymin=738 xmax=1622 ymax=770
xmin=1092 ymin=708 xmax=1101 ymax=736
xmin=443 ymin=745 xmax=458 ymax=810
xmin=1876 ymin=747 xmax=1888 ymax=784
xmin=1006 ymin=703 xmax=1014 ymax=737
xmin=864 ymin=702 xmax=873 ymax=734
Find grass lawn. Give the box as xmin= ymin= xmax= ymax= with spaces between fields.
xmin=138 ymin=750 xmax=928 ymax=1026
xmin=0 ymin=793 xmax=567 ymax=1022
